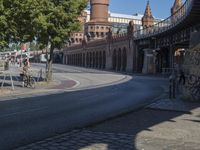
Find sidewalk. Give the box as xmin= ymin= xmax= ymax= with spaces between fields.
xmin=14 ymin=97 xmax=200 ymax=150
xmin=0 ymin=65 xmax=78 ymax=100
xmin=0 ymin=65 xmax=130 ymax=101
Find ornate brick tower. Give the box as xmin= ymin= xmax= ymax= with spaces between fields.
xmin=69 ymin=11 xmax=87 ymax=45
xmin=171 ymin=0 xmax=183 ymax=15
xmin=85 ymin=0 xmax=112 ymax=40
xmin=142 ymin=1 xmax=154 ymax=28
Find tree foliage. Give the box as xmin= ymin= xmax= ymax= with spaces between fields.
xmin=0 ymin=0 xmax=8 ymax=49
xmin=31 ymin=0 xmax=87 ymax=48
xmin=31 ymin=0 xmax=87 ymax=81
xmin=1 ymin=0 xmax=87 ymax=80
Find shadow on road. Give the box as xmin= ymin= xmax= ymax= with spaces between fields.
xmin=1 ymin=75 xmax=198 ymax=150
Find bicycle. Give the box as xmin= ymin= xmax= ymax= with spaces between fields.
xmin=20 ymin=71 xmax=36 ymax=89
xmin=23 ymin=74 xmax=35 ymax=88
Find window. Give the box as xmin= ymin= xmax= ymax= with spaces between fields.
xmin=101 ymin=32 xmax=104 ymax=37
xmin=96 ymin=32 xmax=99 ymax=37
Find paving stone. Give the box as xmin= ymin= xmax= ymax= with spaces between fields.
xmin=14 ymin=97 xmax=200 ymax=150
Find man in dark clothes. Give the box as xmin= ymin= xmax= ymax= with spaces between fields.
xmin=179 ymin=70 xmax=185 ymax=85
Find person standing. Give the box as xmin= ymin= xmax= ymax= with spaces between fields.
xmin=179 ymin=69 xmax=185 ymax=85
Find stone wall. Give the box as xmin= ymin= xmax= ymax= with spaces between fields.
xmin=183 ymin=31 xmax=200 ymax=101
xmin=64 ymin=33 xmax=136 ymax=72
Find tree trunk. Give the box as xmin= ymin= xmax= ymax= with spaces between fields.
xmin=46 ymin=45 xmax=54 ymax=82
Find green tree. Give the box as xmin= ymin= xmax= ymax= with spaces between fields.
xmin=3 ymin=0 xmax=36 ymax=44
xmin=31 ymin=0 xmax=87 ymax=81
xmin=0 ymin=0 xmax=8 ymax=50
xmin=2 ymin=0 xmax=87 ymax=81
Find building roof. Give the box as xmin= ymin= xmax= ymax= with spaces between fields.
xmin=85 ymin=9 xmax=161 ymax=21
xmin=109 ymin=12 xmax=143 ymax=20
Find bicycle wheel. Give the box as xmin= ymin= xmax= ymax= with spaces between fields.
xmin=23 ymin=76 xmax=28 ymax=87
xmin=30 ymin=77 xmax=36 ymax=89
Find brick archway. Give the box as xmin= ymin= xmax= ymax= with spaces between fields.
xmin=112 ymin=49 xmax=117 ymax=70
xmin=103 ymin=51 xmax=106 ymax=69
xmin=99 ymin=51 xmax=102 ymax=69
xmin=95 ymin=51 xmax=98 ymax=68
xmin=83 ymin=53 xmax=85 ymax=67
xmin=122 ymin=48 xmax=127 ymax=71
xmin=86 ymin=52 xmax=89 ymax=67
xmin=89 ymin=52 xmax=92 ymax=67
xmin=92 ymin=52 xmax=95 ymax=68
xmin=117 ymin=48 xmax=122 ymax=71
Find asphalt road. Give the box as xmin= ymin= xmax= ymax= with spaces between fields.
xmin=0 ymin=64 xmax=167 ymax=150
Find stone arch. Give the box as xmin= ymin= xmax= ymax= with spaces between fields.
xmin=117 ymin=48 xmax=122 ymax=71
xmin=92 ymin=52 xmax=95 ymax=68
xmin=79 ymin=53 xmax=83 ymax=66
xmin=90 ymin=52 xmax=92 ymax=67
xmin=122 ymin=48 xmax=127 ymax=71
xmin=74 ymin=54 xmax=76 ymax=65
xmin=72 ymin=54 xmax=74 ymax=65
xmin=99 ymin=51 xmax=102 ymax=69
xmin=71 ymin=54 xmax=73 ymax=65
xmin=112 ymin=49 xmax=117 ymax=70
xmin=138 ymin=49 xmax=144 ymax=72
xmin=76 ymin=54 xmax=78 ymax=65
xmin=77 ymin=54 xmax=79 ymax=66
xmin=68 ymin=55 xmax=70 ymax=65
xmin=103 ymin=51 xmax=106 ymax=69
xmin=67 ymin=55 xmax=69 ymax=65
xmin=86 ymin=52 xmax=89 ymax=67
xmin=95 ymin=51 xmax=98 ymax=68
xmin=71 ymin=54 xmax=72 ymax=65
xmin=78 ymin=53 xmax=80 ymax=66
xmin=83 ymin=53 xmax=85 ymax=67
xmin=75 ymin=54 xmax=77 ymax=65
xmin=88 ymin=52 xmax=90 ymax=67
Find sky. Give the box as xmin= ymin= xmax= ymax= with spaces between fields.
xmin=109 ymin=0 xmax=182 ymax=19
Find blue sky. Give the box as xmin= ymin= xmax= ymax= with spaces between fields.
xmin=109 ymin=0 xmax=180 ymax=19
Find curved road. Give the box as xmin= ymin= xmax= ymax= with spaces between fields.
xmin=0 ymin=64 xmax=168 ymax=150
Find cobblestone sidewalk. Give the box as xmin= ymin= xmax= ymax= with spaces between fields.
xmin=14 ymin=98 xmax=200 ymax=150
xmin=15 ymin=130 xmax=134 ymax=150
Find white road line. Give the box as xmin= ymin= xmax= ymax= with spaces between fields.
xmin=65 ymin=77 xmax=81 ymax=88
xmin=0 ymin=107 xmax=48 ymax=118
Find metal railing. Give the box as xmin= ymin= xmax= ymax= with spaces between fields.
xmin=133 ymin=0 xmax=194 ymax=39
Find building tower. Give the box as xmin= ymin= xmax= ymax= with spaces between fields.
xmin=142 ymin=1 xmax=154 ymax=28
xmin=69 ymin=11 xmax=87 ymax=45
xmin=85 ymin=0 xmax=112 ymax=40
xmin=171 ymin=0 xmax=183 ymax=15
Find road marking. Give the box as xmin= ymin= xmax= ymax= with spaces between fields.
xmin=66 ymin=77 xmax=81 ymax=88
xmin=0 ymin=107 xmax=48 ymax=118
